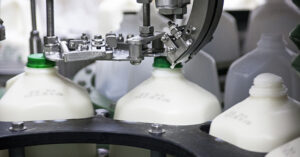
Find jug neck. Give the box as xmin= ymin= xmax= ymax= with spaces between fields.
xmin=249 ymin=73 xmax=288 ymax=99
xmin=152 ymin=68 xmax=183 ymax=78
xmin=256 ymin=34 xmax=286 ymax=53
xmin=25 ymin=67 xmax=57 ymax=75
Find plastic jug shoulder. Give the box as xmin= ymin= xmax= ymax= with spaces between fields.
xmin=211 ymin=73 xmax=300 ymax=153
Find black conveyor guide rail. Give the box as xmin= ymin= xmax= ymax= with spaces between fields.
xmin=0 ymin=117 xmax=265 ymax=157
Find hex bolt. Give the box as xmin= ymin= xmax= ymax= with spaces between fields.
xmin=127 ymin=34 xmax=135 ymax=39
xmin=81 ymin=33 xmax=89 ymax=40
xmin=191 ymin=27 xmax=197 ymax=32
xmin=167 ymin=47 xmax=177 ymax=53
xmin=161 ymin=35 xmax=169 ymax=42
xmin=9 ymin=122 xmax=27 ymax=132
xmin=118 ymin=34 xmax=124 ymax=42
xmin=186 ymin=39 xmax=193 ymax=46
xmin=148 ymin=124 xmax=166 ymax=136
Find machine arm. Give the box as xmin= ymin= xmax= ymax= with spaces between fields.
xmin=44 ymin=0 xmax=224 ymax=67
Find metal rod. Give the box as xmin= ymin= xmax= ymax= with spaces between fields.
xmin=143 ymin=3 xmax=150 ymax=26
xmin=9 ymin=147 xmax=25 ymax=157
xmin=151 ymin=151 xmax=166 ymax=157
xmin=30 ymin=0 xmax=37 ymax=31
xmin=46 ymin=0 xmax=54 ymax=36
xmin=29 ymin=0 xmax=42 ymax=54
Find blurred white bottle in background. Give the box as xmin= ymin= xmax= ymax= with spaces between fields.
xmin=225 ymin=34 xmax=300 ymax=110
xmin=244 ymin=0 xmax=300 ymax=53
xmin=203 ymin=12 xmax=240 ymax=67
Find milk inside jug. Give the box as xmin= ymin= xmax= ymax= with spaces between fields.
xmin=210 ymin=73 xmax=300 ymax=153
xmin=110 ymin=57 xmax=221 ymax=157
xmin=0 ymin=54 xmax=96 ymax=157
xmin=224 ymin=34 xmax=300 ymax=110
xmin=266 ymin=137 xmax=300 ymax=157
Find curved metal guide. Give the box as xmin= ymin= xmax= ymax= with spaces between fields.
xmin=165 ymin=0 xmax=224 ymax=66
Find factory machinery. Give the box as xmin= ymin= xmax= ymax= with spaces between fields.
xmin=0 ymin=0 xmax=268 ymax=157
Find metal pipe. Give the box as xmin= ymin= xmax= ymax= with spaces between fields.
xmin=30 ymin=0 xmax=42 ymax=54
xmin=30 ymin=0 xmax=37 ymax=31
xmin=46 ymin=0 xmax=54 ymax=36
xmin=143 ymin=3 xmax=150 ymax=26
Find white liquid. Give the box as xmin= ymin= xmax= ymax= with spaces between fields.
xmin=267 ymin=137 xmax=300 ymax=157
xmin=210 ymin=73 xmax=300 ymax=153
xmin=110 ymin=68 xmax=221 ymax=157
xmin=0 ymin=67 xmax=96 ymax=157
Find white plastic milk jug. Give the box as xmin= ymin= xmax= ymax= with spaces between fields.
xmin=244 ymin=0 xmax=300 ymax=53
xmin=110 ymin=56 xmax=221 ymax=157
xmin=266 ymin=137 xmax=300 ymax=157
xmin=202 ymin=12 xmax=240 ymax=66
xmin=0 ymin=54 xmax=96 ymax=157
xmin=224 ymin=34 xmax=300 ymax=110
xmin=210 ymin=73 xmax=300 ymax=153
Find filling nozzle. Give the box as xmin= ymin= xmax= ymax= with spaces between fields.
xmin=44 ymin=0 xmax=60 ymax=58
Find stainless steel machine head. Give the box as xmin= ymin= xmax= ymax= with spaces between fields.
xmin=43 ymin=0 xmax=224 ymax=68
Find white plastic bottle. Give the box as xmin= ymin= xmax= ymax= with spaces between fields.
xmin=244 ymin=0 xmax=300 ymax=53
xmin=224 ymin=34 xmax=300 ymax=110
xmin=266 ymin=137 xmax=300 ymax=157
xmin=210 ymin=73 xmax=300 ymax=153
xmin=97 ymin=0 xmax=141 ymax=35
xmin=202 ymin=12 xmax=240 ymax=66
xmin=96 ymin=51 xmax=221 ymax=104
xmin=0 ymin=0 xmax=32 ymax=62
xmin=110 ymin=57 xmax=221 ymax=157
xmin=0 ymin=54 xmax=96 ymax=157
xmin=183 ymin=51 xmax=222 ymax=101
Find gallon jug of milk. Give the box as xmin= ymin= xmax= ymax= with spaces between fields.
xmin=266 ymin=137 xmax=300 ymax=157
xmin=0 ymin=54 xmax=96 ymax=157
xmin=244 ymin=0 xmax=300 ymax=53
xmin=202 ymin=12 xmax=240 ymax=67
xmin=210 ymin=73 xmax=300 ymax=153
xmin=110 ymin=56 xmax=221 ymax=157
xmin=224 ymin=34 xmax=300 ymax=110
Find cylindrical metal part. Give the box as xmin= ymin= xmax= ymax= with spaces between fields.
xmin=129 ymin=44 xmax=143 ymax=65
xmin=46 ymin=0 xmax=55 ymax=36
xmin=29 ymin=30 xmax=43 ymax=54
xmin=30 ymin=0 xmax=37 ymax=31
xmin=9 ymin=147 xmax=25 ymax=157
xmin=143 ymin=3 xmax=151 ymax=26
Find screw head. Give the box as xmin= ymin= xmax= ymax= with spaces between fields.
xmin=186 ymin=39 xmax=193 ymax=46
xmin=9 ymin=122 xmax=27 ymax=132
xmin=148 ymin=124 xmax=166 ymax=136
xmin=167 ymin=47 xmax=176 ymax=53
